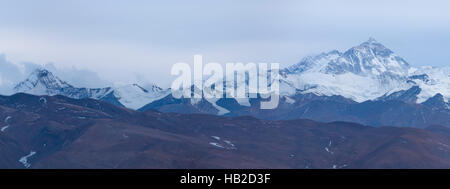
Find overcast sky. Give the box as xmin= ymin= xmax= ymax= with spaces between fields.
xmin=0 ymin=0 xmax=449 ymax=87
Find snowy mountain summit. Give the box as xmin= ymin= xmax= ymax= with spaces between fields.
xmin=331 ymin=38 xmax=410 ymax=76
xmin=14 ymin=69 xmax=68 ymax=92
xmin=13 ymin=68 xmax=169 ymax=109
xmin=285 ymin=38 xmax=410 ymax=76
xmin=14 ymin=68 xmax=111 ymax=99
xmin=281 ymin=38 xmax=449 ymax=104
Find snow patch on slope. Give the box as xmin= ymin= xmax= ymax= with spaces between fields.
xmin=113 ymin=84 xmax=170 ymax=109
xmin=19 ymin=151 xmax=36 ymax=168
xmin=1 ymin=116 xmax=12 ymax=132
xmin=282 ymin=72 xmax=410 ymax=102
xmin=410 ymin=67 xmax=450 ymax=103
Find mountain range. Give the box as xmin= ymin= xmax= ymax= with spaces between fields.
xmin=1 ymin=38 xmax=450 ymax=169
xmin=140 ymin=39 xmax=450 ymax=128
xmin=2 ymin=38 xmax=449 ymax=128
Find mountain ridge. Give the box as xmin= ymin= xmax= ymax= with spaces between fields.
xmin=1 ymin=39 xmax=449 ymax=127
xmin=138 ymin=39 xmax=449 ymax=128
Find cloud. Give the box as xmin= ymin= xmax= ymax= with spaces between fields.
xmin=0 ymin=54 xmax=24 ymax=94
xmin=37 ymin=63 xmax=112 ymax=88
xmin=0 ymin=53 xmax=112 ymax=95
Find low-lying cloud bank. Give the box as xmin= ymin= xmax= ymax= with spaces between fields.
xmin=0 ymin=53 xmax=112 ymax=95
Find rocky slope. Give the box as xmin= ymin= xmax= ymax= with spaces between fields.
xmin=1 ymin=93 xmax=449 ymax=169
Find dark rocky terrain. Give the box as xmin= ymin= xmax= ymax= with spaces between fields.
xmin=1 ymin=93 xmax=450 ymax=169
xmin=140 ymin=93 xmax=450 ymax=129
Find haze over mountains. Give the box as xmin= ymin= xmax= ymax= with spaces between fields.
xmin=1 ymin=39 xmax=448 ymax=128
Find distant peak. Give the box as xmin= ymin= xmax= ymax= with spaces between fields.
xmin=350 ymin=37 xmax=392 ymax=54
xmin=366 ymin=37 xmax=378 ymax=43
xmin=14 ymin=67 xmax=74 ymax=93
xmin=320 ymin=50 xmax=341 ymax=56
xmin=358 ymin=38 xmax=385 ymax=48
xmin=31 ymin=68 xmax=52 ymax=78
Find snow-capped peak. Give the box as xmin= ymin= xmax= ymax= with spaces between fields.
xmin=328 ymin=38 xmax=410 ymax=76
xmin=285 ymin=38 xmax=411 ymax=77
xmin=280 ymin=39 xmax=448 ymax=103
xmin=14 ymin=68 xmax=73 ymax=95
xmin=13 ymin=68 xmax=170 ymax=109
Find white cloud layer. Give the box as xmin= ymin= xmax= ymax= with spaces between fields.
xmin=0 ymin=54 xmax=111 ymax=95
